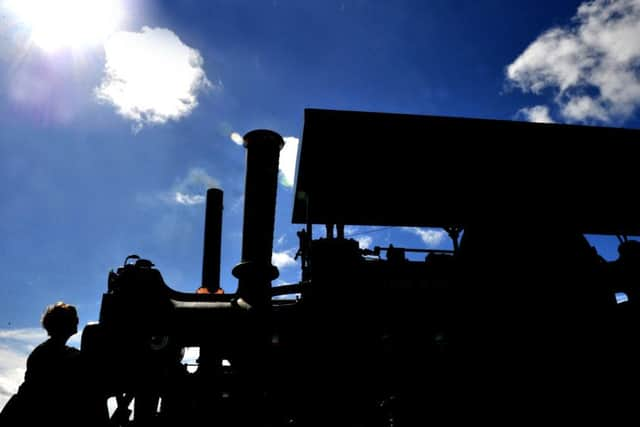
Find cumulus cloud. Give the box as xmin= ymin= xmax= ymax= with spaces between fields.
xmin=0 ymin=346 xmax=26 ymax=408
xmin=506 ymin=0 xmax=640 ymax=123
xmin=516 ymin=105 xmax=556 ymax=123
xmin=561 ymin=95 xmax=610 ymax=121
xmin=272 ymin=250 xmax=297 ymax=269
xmin=0 ymin=328 xmax=117 ymax=415
xmin=0 ymin=328 xmax=46 ymax=410
xmin=403 ymin=227 xmax=447 ymax=247
xmin=96 ymin=27 xmax=212 ymax=132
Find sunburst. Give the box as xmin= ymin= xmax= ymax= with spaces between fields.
xmin=6 ymin=0 xmax=124 ymax=52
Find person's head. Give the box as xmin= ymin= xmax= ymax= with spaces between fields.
xmin=41 ymin=302 xmax=78 ymax=341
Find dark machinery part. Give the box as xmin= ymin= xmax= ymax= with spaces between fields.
xmin=232 ymin=129 xmax=283 ymax=310
xmin=82 ymin=129 xmax=284 ymax=426
xmin=82 ymin=110 xmax=640 ymax=426
xmin=201 ymin=188 xmax=223 ymax=293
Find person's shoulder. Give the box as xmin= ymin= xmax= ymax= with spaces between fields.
xmin=32 ymin=339 xmax=51 ymax=351
xmin=29 ymin=340 xmax=79 ymax=362
xmin=27 ymin=340 xmax=51 ymax=361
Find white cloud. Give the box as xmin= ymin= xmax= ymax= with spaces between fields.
xmin=561 ymin=95 xmax=610 ymax=121
xmin=0 ymin=346 xmax=26 ymax=408
xmin=507 ymin=28 xmax=588 ymax=94
xmin=230 ymin=132 xmax=244 ymax=145
xmin=168 ymin=168 xmax=220 ymax=206
xmin=230 ymin=134 xmax=299 ymax=188
xmin=356 ymin=236 xmax=373 ymax=249
xmin=0 ymin=328 xmax=46 ymax=342
xmin=403 ymin=227 xmax=446 ymax=247
xmin=272 ymin=250 xmax=297 ymax=269
xmin=506 ymin=0 xmax=640 ymax=123
xmin=516 ymin=105 xmax=556 ymax=123
xmin=344 ymin=227 xmax=375 ymax=250
xmin=279 ymin=137 xmax=299 ymax=187
xmin=96 ymin=27 xmax=212 ymax=131
xmin=0 ymin=328 xmax=46 ymax=410
xmin=175 ymin=192 xmax=205 ymax=206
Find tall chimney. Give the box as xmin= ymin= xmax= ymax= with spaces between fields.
xmin=201 ymin=188 xmax=223 ymax=293
xmin=232 ymin=130 xmax=284 ymax=309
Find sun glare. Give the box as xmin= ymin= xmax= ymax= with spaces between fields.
xmin=7 ymin=0 xmax=124 ymax=52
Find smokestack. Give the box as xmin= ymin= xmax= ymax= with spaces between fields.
xmin=201 ymin=188 xmax=223 ymax=293
xmin=232 ymin=129 xmax=284 ymax=309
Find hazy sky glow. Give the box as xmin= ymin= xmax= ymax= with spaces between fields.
xmin=4 ymin=0 xmax=125 ymax=52
xmin=1 ymin=0 xmax=639 ymax=410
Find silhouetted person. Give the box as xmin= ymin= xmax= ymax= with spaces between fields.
xmin=0 ymin=302 xmax=107 ymax=427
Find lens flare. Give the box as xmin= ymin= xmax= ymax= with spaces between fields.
xmin=6 ymin=0 xmax=124 ymax=52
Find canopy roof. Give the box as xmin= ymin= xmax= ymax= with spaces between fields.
xmin=291 ymin=108 xmax=640 ymax=235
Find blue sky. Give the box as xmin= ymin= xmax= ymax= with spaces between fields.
xmin=1 ymin=0 xmax=640 ymax=408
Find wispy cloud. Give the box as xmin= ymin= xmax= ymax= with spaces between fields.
xmin=275 ymin=234 xmax=287 ymax=248
xmin=167 ymin=168 xmax=220 ymax=206
xmin=516 ymin=105 xmax=555 ymax=123
xmin=96 ymin=27 xmax=212 ymax=132
xmin=403 ymin=227 xmax=446 ymax=247
xmin=506 ymin=0 xmax=640 ymax=124
xmin=0 ymin=328 xmax=46 ymax=342
xmin=174 ymin=192 xmax=205 ymax=205
xmin=272 ymin=250 xmax=297 ymax=269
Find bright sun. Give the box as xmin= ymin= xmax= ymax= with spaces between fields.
xmin=7 ymin=0 xmax=124 ymax=52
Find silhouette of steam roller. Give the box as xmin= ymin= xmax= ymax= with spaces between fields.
xmin=82 ymin=110 xmax=640 ymax=426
